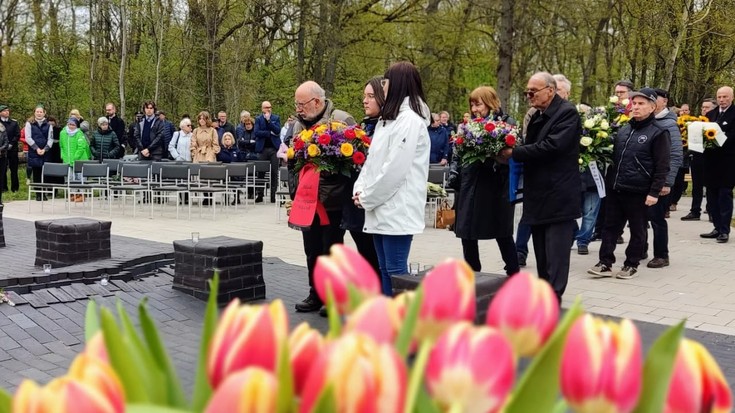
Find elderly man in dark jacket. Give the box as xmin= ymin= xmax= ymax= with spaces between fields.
xmin=507 ymin=72 xmax=582 ymax=303
xmin=254 ymin=101 xmax=281 ymax=203
xmin=589 ymin=88 xmax=670 ymax=280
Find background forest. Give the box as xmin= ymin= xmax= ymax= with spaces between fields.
xmin=0 ymin=0 xmax=733 ymax=123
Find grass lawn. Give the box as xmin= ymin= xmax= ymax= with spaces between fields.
xmin=2 ymin=166 xmax=30 ymax=202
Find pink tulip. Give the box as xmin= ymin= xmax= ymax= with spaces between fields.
xmin=207 ymin=299 xmax=288 ymax=388
xmin=299 ymin=333 xmax=407 ymax=413
xmin=84 ymin=332 xmax=109 ymax=363
xmin=561 ymin=315 xmax=643 ymax=413
xmin=314 ymin=244 xmax=381 ymax=314
xmin=426 ymin=323 xmax=515 ymax=413
xmin=205 ymin=367 xmax=279 ymax=413
xmin=345 ymin=295 xmax=402 ymax=344
xmin=665 ymin=338 xmax=732 ymax=413
xmin=289 ymin=322 xmax=325 ymax=396
xmin=13 ymin=354 xmax=125 ymax=413
xmin=486 ymin=272 xmax=559 ymax=357
xmin=416 ymin=259 xmax=476 ymax=341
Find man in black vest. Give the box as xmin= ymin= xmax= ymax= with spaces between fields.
xmin=700 ymin=86 xmax=735 ymax=243
xmin=507 ymin=72 xmax=582 ymax=303
xmin=0 ymin=104 xmax=21 ymax=192
xmin=589 ymin=88 xmax=670 ymax=280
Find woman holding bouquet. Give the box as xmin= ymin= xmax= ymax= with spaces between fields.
xmin=448 ymin=86 xmax=519 ymax=275
xmin=353 ymin=62 xmax=431 ymax=295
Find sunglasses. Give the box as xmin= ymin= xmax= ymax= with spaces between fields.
xmin=523 ymin=86 xmax=552 ymax=98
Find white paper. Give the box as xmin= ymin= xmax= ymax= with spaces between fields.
xmin=589 ymin=161 xmax=606 ymax=198
xmin=688 ymin=121 xmax=727 ymax=153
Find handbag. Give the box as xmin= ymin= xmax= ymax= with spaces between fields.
xmin=435 ymin=198 xmax=455 ymax=229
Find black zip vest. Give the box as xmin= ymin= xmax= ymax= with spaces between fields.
xmin=611 ymin=116 xmax=665 ymax=194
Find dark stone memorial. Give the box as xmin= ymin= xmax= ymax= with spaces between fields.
xmin=0 ymin=205 xmax=5 ymax=248
xmin=35 ymin=218 xmax=112 ymax=267
xmin=392 ymin=272 xmax=507 ymax=323
xmin=173 ymin=236 xmax=265 ymax=304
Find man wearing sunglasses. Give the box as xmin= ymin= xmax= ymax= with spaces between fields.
xmin=504 ymin=71 xmax=582 ymax=304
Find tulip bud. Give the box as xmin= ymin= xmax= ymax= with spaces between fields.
xmin=486 ymin=272 xmax=559 ymax=357
xmin=426 ymin=323 xmax=515 ymax=413
xmin=289 ymin=322 xmax=325 ymax=396
xmin=314 ymin=244 xmax=381 ymax=314
xmin=299 ymin=333 xmax=407 ymax=413
xmin=345 ymin=295 xmax=402 ymax=344
xmin=416 ymin=259 xmax=476 ymax=341
xmin=665 ymin=338 xmax=732 ymax=413
xmin=561 ymin=315 xmax=643 ymax=413
xmin=13 ymin=354 xmax=125 ymax=413
xmin=205 ymin=367 xmax=279 ymax=413
xmin=208 ymin=299 xmax=288 ymax=388
xmin=85 ymin=332 xmax=109 ymax=363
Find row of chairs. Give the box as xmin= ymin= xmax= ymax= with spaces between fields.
xmin=28 ymin=161 xmax=276 ymax=219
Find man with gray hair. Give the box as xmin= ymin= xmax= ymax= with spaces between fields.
xmin=506 ymin=72 xmax=582 ymax=303
xmin=553 ymin=74 xmax=572 ymax=100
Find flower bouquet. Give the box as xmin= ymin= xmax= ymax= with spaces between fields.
xmin=287 ymin=121 xmax=370 ymax=176
xmin=677 ymin=115 xmax=709 ymax=149
xmin=578 ymin=108 xmax=613 ymax=172
xmin=452 ymin=117 xmax=519 ymax=166
xmin=3 ymin=244 xmax=732 ymax=413
xmin=606 ymin=96 xmax=632 ymax=131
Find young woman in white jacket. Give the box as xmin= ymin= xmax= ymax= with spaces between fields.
xmin=353 ymin=61 xmax=431 ymax=295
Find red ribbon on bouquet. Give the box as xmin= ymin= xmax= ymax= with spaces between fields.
xmin=288 ymin=163 xmax=330 ymax=229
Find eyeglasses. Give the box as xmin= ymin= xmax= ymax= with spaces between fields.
xmin=294 ymin=98 xmax=316 ymax=109
xmin=523 ymin=86 xmax=552 ymax=98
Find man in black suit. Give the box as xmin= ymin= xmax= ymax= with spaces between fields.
xmin=134 ymin=100 xmax=165 ymax=161
xmin=105 ymin=102 xmax=126 ymax=156
xmin=0 ymin=104 xmax=20 ymax=192
xmin=505 ymin=72 xmax=582 ymax=303
xmin=701 ymin=86 xmax=735 ymax=243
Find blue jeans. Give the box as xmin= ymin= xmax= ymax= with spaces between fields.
xmin=515 ymin=222 xmax=532 ymax=257
xmin=575 ymin=191 xmax=601 ymax=247
xmin=372 ymin=234 xmax=413 ymax=296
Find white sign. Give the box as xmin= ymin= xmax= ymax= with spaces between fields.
xmin=688 ymin=121 xmax=727 ymax=153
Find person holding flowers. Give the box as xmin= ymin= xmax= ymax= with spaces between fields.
xmin=288 ymin=80 xmax=357 ymax=312
xmin=448 ymin=85 xmax=519 ymax=275
xmin=353 ymin=61 xmax=431 ymax=295
xmin=506 ymin=72 xmax=582 ymax=302
xmin=701 ymin=86 xmax=735 ymax=243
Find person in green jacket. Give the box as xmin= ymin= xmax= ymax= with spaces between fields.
xmin=60 ymin=117 xmax=90 ymax=181
xmin=90 ymin=117 xmax=122 ymax=161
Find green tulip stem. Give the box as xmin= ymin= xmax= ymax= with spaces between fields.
xmin=404 ymin=339 xmax=433 ymax=413
xmin=326 ymin=284 xmax=341 ymax=339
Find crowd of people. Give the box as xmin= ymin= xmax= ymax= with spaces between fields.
xmin=1 ymin=62 xmax=732 ymax=316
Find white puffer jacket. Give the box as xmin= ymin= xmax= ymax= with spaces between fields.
xmin=354 ymin=97 xmax=431 ymax=235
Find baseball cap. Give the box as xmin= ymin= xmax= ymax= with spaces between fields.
xmin=628 ymin=87 xmax=657 ymax=103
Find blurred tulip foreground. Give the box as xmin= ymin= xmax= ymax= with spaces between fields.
xmin=1 ymin=244 xmax=732 ymax=413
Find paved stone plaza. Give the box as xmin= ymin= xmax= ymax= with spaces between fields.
xmin=0 ymin=196 xmax=734 ymax=392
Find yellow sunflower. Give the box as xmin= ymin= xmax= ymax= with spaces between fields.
xmin=340 ymin=143 xmax=354 ymax=157
xmin=705 ymin=128 xmax=717 ymax=140
xmin=307 ymin=143 xmax=320 ymax=157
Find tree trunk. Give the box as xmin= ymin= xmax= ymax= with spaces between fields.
xmin=496 ymin=0 xmax=514 ymax=109
xmin=580 ymin=10 xmax=611 ymax=103
xmin=119 ymin=0 xmax=128 ymax=119
xmin=296 ymin=0 xmax=308 ymax=83
xmin=662 ymin=0 xmax=693 ymax=90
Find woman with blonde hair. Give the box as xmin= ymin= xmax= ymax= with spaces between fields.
xmin=190 ymin=111 xmax=220 ymax=163
xmin=448 ymin=85 xmax=519 ymax=275
xmin=236 ymin=111 xmax=257 ymax=161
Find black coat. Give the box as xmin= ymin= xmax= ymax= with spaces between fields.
xmin=512 ymin=95 xmax=582 ymax=225
xmin=0 ymin=118 xmax=20 ymax=152
xmin=704 ymin=105 xmax=735 ymax=188
xmin=452 ymin=160 xmax=514 ymax=239
xmin=90 ymin=128 xmax=123 ymax=160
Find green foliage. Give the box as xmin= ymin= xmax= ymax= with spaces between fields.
xmin=633 ymin=321 xmax=686 ymax=413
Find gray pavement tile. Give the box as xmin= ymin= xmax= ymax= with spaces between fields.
xmin=0 ymin=336 xmax=21 ymax=351
xmin=0 ymin=349 xmax=11 ymax=362
xmin=48 ymin=329 xmax=81 ymax=347
xmin=7 ymin=314 xmax=38 ymax=329
xmin=25 ymin=327 xmax=56 ymax=344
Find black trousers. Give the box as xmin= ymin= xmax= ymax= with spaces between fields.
xmin=302 ymin=210 xmax=345 ymax=301
xmin=670 ymin=167 xmax=688 ymax=206
xmin=0 ymin=148 xmax=19 ymax=192
xmin=461 ymin=236 xmax=519 ymax=275
xmin=349 ymin=229 xmax=380 ymax=275
xmin=647 ymin=194 xmax=670 ymax=259
xmin=0 ymin=156 xmax=5 ymax=203
xmin=690 ymin=154 xmax=705 ymax=215
xmin=600 ymin=190 xmax=648 ymax=268
xmin=258 ymin=147 xmax=279 ymax=202
xmin=706 ymin=186 xmax=734 ymax=235
xmin=530 ymin=220 xmax=575 ymax=303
